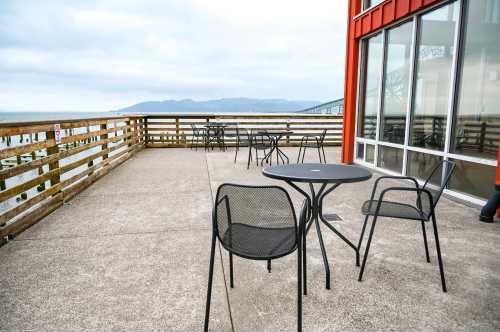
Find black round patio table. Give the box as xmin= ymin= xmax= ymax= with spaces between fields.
xmin=263 ymin=163 xmax=372 ymax=291
xmin=257 ymin=130 xmax=293 ymax=165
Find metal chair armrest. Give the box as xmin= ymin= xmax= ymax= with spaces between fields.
xmin=373 ymin=187 xmax=434 ymax=219
xmin=369 ymin=175 xmax=419 ymax=201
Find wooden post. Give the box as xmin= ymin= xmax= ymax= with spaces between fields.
xmin=45 ymin=129 xmax=61 ymax=187
xmin=175 ymin=117 xmax=180 ymax=146
xmin=144 ymin=117 xmax=149 ymax=146
xmin=133 ymin=119 xmax=138 ymax=145
xmin=0 ymin=162 xmax=5 ymax=191
xmin=286 ymin=121 xmax=290 ymax=145
xmin=126 ymin=120 xmax=132 ymax=147
xmin=479 ymin=122 xmax=486 ymax=153
xmin=100 ymin=123 xmax=108 ymax=160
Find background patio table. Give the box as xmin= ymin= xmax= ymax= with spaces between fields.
xmin=258 ymin=129 xmax=293 ymax=165
xmin=263 ymin=163 xmax=372 ymax=290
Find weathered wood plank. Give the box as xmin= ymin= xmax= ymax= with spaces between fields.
xmin=0 ymin=132 xmax=132 ymax=181
xmin=0 ymin=140 xmax=56 ymax=160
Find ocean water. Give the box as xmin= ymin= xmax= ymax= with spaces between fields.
xmin=0 ymin=111 xmax=118 ymax=123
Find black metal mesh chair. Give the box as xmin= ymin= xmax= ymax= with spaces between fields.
xmin=222 ymin=125 xmax=251 ymax=163
xmin=357 ymin=160 xmax=456 ymax=292
xmin=190 ymin=124 xmax=206 ymax=150
xmin=297 ymin=129 xmax=327 ymax=163
xmin=247 ymin=130 xmax=273 ymax=169
xmin=204 ymin=184 xmax=306 ymax=331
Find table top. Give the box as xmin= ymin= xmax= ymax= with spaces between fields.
xmin=204 ymin=123 xmax=228 ymax=128
xmin=263 ymin=163 xmax=372 ymax=183
xmin=257 ymin=130 xmax=293 ymax=136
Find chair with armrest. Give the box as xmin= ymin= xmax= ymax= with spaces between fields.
xmin=357 ymin=160 xmax=456 ymax=292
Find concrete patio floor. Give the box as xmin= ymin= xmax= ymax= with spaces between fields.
xmin=1 ymin=147 xmax=500 ymax=331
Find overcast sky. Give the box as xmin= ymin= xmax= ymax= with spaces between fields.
xmin=0 ymin=0 xmax=347 ymax=111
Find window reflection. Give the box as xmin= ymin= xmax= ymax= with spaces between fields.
xmin=448 ymin=159 xmax=495 ymax=199
xmin=410 ymin=2 xmax=459 ymax=150
xmin=366 ymin=144 xmax=375 ymax=163
xmin=364 ymin=0 xmax=384 ymax=10
xmin=358 ymin=34 xmax=383 ymax=139
xmin=377 ymin=145 xmax=403 ymax=173
xmin=453 ymin=0 xmax=500 ymax=160
xmin=407 ymin=151 xmax=443 ymax=183
xmin=381 ymin=21 xmax=413 ymax=144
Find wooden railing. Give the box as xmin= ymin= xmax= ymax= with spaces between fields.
xmin=143 ymin=114 xmax=343 ymax=148
xmin=0 ymin=116 xmax=145 ymax=243
xmin=0 ymin=113 xmax=342 ymax=243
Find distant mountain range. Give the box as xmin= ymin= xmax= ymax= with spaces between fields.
xmin=115 ymin=98 xmax=322 ymax=114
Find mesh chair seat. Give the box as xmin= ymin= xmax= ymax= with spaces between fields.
xmin=222 ymin=223 xmax=296 ymax=259
xmin=361 ymin=200 xmax=427 ymax=221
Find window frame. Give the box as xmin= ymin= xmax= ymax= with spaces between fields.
xmin=353 ymin=0 xmax=496 ymax=205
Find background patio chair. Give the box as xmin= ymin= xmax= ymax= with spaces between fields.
xmin=247 ymin=130 xmax=273 ymax=169
xmin=190 ymin=123 xmax=206 ymax=150
xmin=357 ymin=160 xmax=456 ymax=292
xmin=222 ymin=125 xmax=251 ymax=163
xmin=297 ymin=129 xmax=327 ymax=163
xmin=204 ymin=184 xmax=306 ymax=332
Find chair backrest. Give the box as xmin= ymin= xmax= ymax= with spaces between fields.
xmin=190 ymin=124 xmax=200 ymax=136
xmin=250 ymin=130 xmax=272 ymax=148
xmin=223 ymin=125 xmax=238 ymax=137
xmin=319 ymin=129 xmax=328 ymax=144
xmin=213 ymin=184 xmax=298 ymax=253
xmin=420 ymin=160 xmax=456 ymax=217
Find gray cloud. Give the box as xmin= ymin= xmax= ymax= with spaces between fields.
xmin=0 ymin=0 xmax=347 ymax=111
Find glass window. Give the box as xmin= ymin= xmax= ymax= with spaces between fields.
xmin=377 ymin=145 xmax=403 ymax=173
xmin=452 ymin=0 xmax=500 ymax=160
xmin=366 ymin=144 xmax=375 ymax=163
xmin=407 ymin=151 xmax=443 ymax=183
xmin=364 ymin=0 xmax=384 ymax=10
xmin=357 ymin=143 xmax=365 ymax=160
xmin=358 ymin=34 xmax=383 ymax=139
xmin=410 ymin=2 xmax=460 ymax=151
xmin=380 ymin=21 xmax=413 ymax=144
xmin=448 ymin=159 xmax=495 ymax=199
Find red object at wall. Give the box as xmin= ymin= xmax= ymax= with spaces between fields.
xmin=496 ymin=142 xmax=500 ymax=217
xmin=496 ymin=142 xmax=500 ymax=186
xmin=341 ymin=0 xmax=362 ymax=164
xmin=353 ymin=0 xmax=444 ymax=39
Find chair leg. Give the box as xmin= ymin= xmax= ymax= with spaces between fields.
xmin=234 ymin=139 xmax=239 ymax=163
xmin=247 ymin=148 xmax=252 ymax=169
xmin=421 ymin=221 xmax=431 ymax=263
xmin=301 ymin=146 xmax=307 ymax=163
xmin=321 ymin=145 xmax=327 ymax=164
xmin=317 ymin=146 xmax=322 ymax=163
xmin=204 ymin=233 xmax=217 ymax=332
xmin=297 ymin=230 xmax=303 ymax=332
xmin=297 ymin=142 xmax=303 ymax=163
xmin=303 ymin=221 xmax=307 ymax=295
xmin=229 ymin=253 xmax=234 ymax=288
xmin=356 ymin=214 xmax=370 ymax=267
xmin=267 ymin=259 xmax=272 ymax=273
xmin=431 ymin=214 xmax=447 ymax=292
xmin=358 ymin=216 xmax=378 ymax=282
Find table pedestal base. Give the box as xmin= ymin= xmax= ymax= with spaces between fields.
xmin=288 ymin=181 xmax=359 ymax=292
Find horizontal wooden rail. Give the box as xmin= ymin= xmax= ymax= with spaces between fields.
xmin=0 ymin=116 xmax=145 ymax=241
xmin=143 ymin=114 xmax=343 ymax=148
